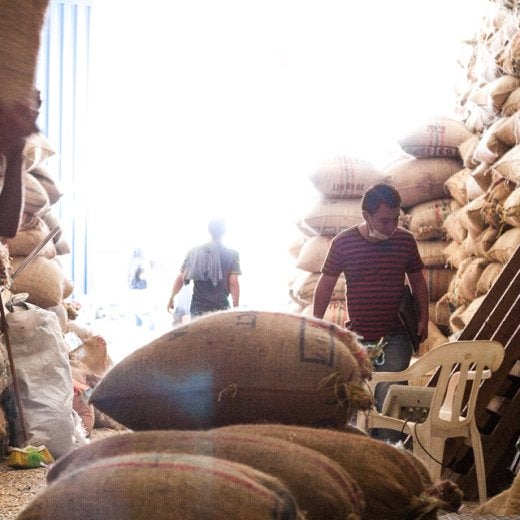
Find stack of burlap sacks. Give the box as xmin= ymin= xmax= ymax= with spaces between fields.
xmin=288 ymin=156 xmax=388 ymax=326
xmin=287 ymin=124 xmax=469 ymax=355
xmin=14 ymin=310 xmax=464 ymax=519
xmin=1 ymin=133 xmax=74 ymax=331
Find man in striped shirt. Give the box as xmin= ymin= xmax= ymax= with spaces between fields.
xmin=313 ymin=183 xmax=429 ymax=436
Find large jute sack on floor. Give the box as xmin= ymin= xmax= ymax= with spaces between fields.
xmin=10 ymin=255 xmax=68 ymax=308
xmin=502 ymin=185 xmax=520 ymax=227
xmin=489 ymin=75 xmax=520 ymax=113
xmin=443 ymin=241 xmax=469 ymax=269
xmin=294 ymin=235 xmax=331 ymax=273
xmin=23 ymin=452 xmax=300 ymax=520
xmin=407 ymin=198 xmax=459 ymax=240
xmin=217 ymin=424 xmax=463 ymax=520
xmin=423 ymin=267 xmax=456 ymax=301
xmin=4 ymin=215 xmax=56 ymax=258
xmin=416 ymin=239 xmax=447 ymax=267
xmin=22 ymin=133 xmax=56 ymax=172
xmin=289 ymin=271 xmax=346 ymax=306
xmin=90 ymin=310 xmax=372 ymax=431
xmin=458 ymin=257 xmax=489 ymax=303
xmin=397 ymin=117 xmax=472 ymax=159
xmin=302 ymin=299 xmax=347 ymax=327
xmin=47 ymin=430 xmax=365 ymax=520
xmin=309 ymin=156 xmax=387 ymax=198
xmin=464 ymin=194 xmax=488 ymax=237
xmin=0 ymin=0 xmax=50 ymax=107
xmin=488 ymin=227 xmax=520 ymax=263
xmin=300 ymin=198 xmax=363 ymax=237
xmin=385 ymin=157 xmax=462 ymax=209
xmin=502 ymin=85 xmax=520 ymax=116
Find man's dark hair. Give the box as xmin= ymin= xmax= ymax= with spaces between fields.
xmin=208 ymin=217 xmax=226 ymax=240
xmin=361 ymin=183 xmax=402 ymax=214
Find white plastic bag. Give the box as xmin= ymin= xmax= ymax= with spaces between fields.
xmin=6 ymin=299 xmax=87 ymax=457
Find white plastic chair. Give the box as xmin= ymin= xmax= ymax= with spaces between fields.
xmin=364 ymin=340 xmax=505 ymax=503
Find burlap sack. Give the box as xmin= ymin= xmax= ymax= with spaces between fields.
xmin=471 ymin=162 xmax=494 ymax=192
xmin=4 ymin=215 xmax=56 ymax=258
xmin=444 ymin=168 xmax=471 ymax=206
xmin=475 ymin=488 xmax=510 ymax=516
xmin=488 ymin=227 xmax=520 ymax=262
xmin=466 ymin=169 xmax=485 ymax=200
xmin=449 ymin=304 xmax=468 ymax=334
xmin=309 ymin=156 xmax=387 ymax=198
xmin=492 ymin=144 xmax=520 ymax=183
xmin=505 ymin=469 xmax=520 ymax=514
xmin=432 ymin=299 xmax=451 ymax=328
xmin=417 ymin=321 xmax=448 ymax=357
xmin=216 ymin=424 xmax=463 ymax=520
xmin=458 ymin=136 xmax=480 ymax=169
xmin=302 ymin=299 xmax=347 ymax=327
xmin=502 ymin=185 xmax=520 ymax=227
xmin=443 ymin=241 xmax=469 ymax=269
xmin=47 ymin=430 xmax=365 ymax=520
xmin=90 ymin=310 xmax=372 ymax=431
xmin=458 ymin=257 xmax=489 ymax=303
xmin=494 ymin=112 xmax=520 ymax=146
xmin=300 ymin=198 xmax=363 ymax=237
xmin=462 ymin=232 xmax=478 ymax=258
xmin=22 ymin=133 xmax=56 ymax=173
xmin=416 ymin=239 xmax=447 ymax=267
xmin=502 ymin=85 xmax=520 ymax=116
xmin=443 ymin=208 xmax=468 ymax=244
xmin=289 ymin=271 xmax=346 ymax=306
xmin=476 ymin=261 xmax=503 ymax=295
xmin=397 ymin=117 xmax=472 ymax=159
xmin=475 ymin=226 xmax=501 ymax=260
xmin=0 ymin=0 xmax=50 ymax=107
xmin=408 ymin=198 xmax=459 ymax=240
xmin=473 ymin=120 xmax=511 ymax=165
xmin=459 ymin=295 xmax=486 ymax=328
xmin=23 ymin=452 xmax=300 ymax=520
xmin=287 ymin=232 xmax=306 ymax=259
xmin=42 ymin=210 xmax=63 ymax=244
xmin=489 ymin=76 xmax=520 ymax=113
xmin=385 ymin=157 xmax=462 ymax=209
xmin=21 ymin=171 xmax=50 ymax=216
xmin=10 ymin=255 xmax=68 ymax=308
xmin=423 ymin=267 xmax=456 ymax=301
xmin=29 ymin=166 xmax=63 ymax=205
xmin=464 ymin=195 xmax=488 ymax=237
xmin=294 ymin=235 xmax=331 ymax=273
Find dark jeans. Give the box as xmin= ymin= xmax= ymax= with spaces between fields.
xmin=363 ymin=333 xmax=413 ymax=443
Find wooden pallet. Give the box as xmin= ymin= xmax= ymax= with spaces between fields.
xmin=443 ymin=245 xmax=520 ymax=499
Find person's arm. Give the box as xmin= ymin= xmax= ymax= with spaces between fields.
xmin=313 ymin=273 xmax=339 ymax=319
xmin=167 ymin=271 xmax=187 ymax=312
xmin=228 ymin=272 xmax=240 ymax=308
xmin=407 ymin=270 xmax=430 ymax=343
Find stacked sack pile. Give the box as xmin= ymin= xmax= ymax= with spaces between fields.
xmin=2 ymin=132 xmax=73 ymax=317
xmin=427 ymin=1 xmax=520 ymax=340
xmin=15 ymin=309 xmax=464 ymax=519
xmin=288 ymin=156 xmax=388 ymax=326
xmin=384 ymin=117 xmax=476 ymax=353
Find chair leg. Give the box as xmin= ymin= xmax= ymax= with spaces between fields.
xmin=469 ymin=423 xmax=487 ymax=503
xmin=412 ymin=431 xmax=445 ymax=483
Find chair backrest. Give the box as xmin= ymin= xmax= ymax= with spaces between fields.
xmin=424 ymin=340 xmax=504 ymax=433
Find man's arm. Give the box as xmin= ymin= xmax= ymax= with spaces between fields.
xmin=407 ymin=270 xmax=430 ymax=343
xmin=228 ymin=273 xmax=240 ymax=308
xmin=312 ymin=273 xmax=339 ymax=319
xmin=167 ymin=271 xmax=187 ymax=312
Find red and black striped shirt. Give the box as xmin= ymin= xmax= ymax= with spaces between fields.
xmin=321 ymin=226 xmax=424 ymax=341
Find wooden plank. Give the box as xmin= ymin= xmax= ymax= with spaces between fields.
xmin=459 ymin=247 xmax=520 ymax=340
xmin=458 ymin=388 xmax=520 ymax=500
xmin=476 ymin=325 xmax=520 ymax=425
